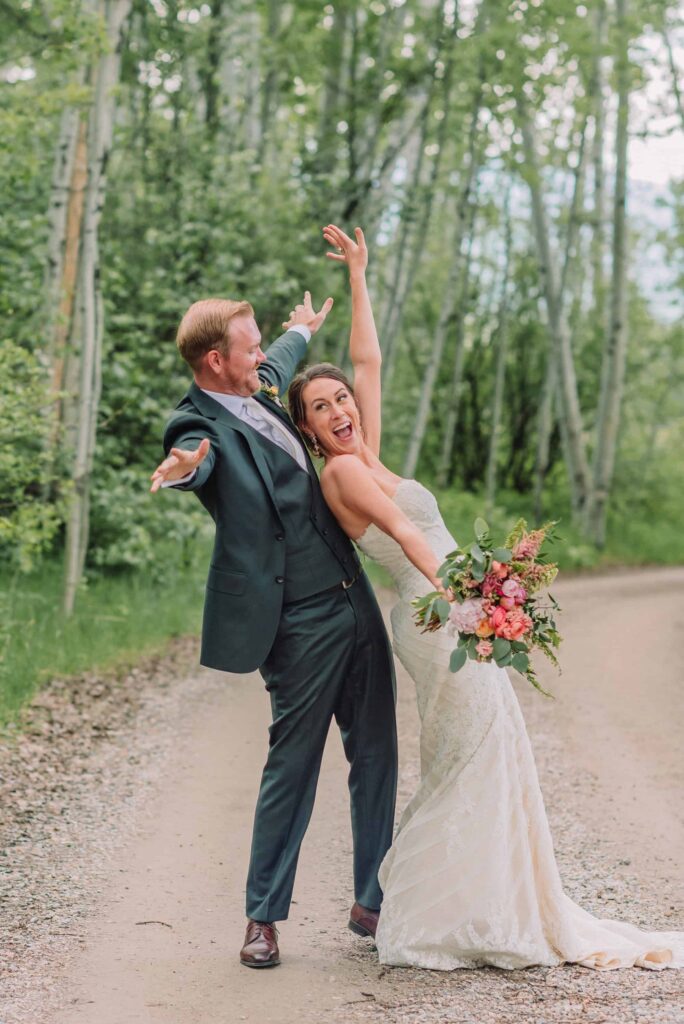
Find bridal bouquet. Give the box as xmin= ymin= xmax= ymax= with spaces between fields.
xmin=412 ymin=518 xmax=561 ymax=695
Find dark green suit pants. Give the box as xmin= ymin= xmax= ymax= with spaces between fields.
xmin=246 ymin=573 xmax=398 ymax=922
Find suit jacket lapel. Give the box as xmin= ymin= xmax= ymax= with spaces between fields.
xmin=186 ymin=383 xmax=284 ymax=523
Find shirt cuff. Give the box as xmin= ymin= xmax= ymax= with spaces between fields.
xmin=161 ymin=468 xmax=197 ymax=488
xmin=288 ymin=324 xmax=312 ymax=343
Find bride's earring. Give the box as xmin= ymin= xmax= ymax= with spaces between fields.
xmin=308 ymin=433 xmax=321 ymax=458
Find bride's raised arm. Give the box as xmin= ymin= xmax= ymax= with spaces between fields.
xmin=322 ymin=224 xmax=382 ymax=456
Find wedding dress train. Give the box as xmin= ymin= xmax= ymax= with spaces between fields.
xmin=355 ymin=479 xmax=683 ymax=971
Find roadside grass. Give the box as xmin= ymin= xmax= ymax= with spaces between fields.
xmin=0 ymin=545 xmax=209 ymax=729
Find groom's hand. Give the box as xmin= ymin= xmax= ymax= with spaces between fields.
xmin=150 ymin=437 xmax=211 ymax=492
xmin=282 ymin=290 xmax=334 ymax=335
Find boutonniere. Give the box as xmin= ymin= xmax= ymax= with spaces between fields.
xmin=259 ymin=383 xmax=283 ymax=408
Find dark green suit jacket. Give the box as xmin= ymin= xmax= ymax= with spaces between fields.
xmin=163 ymin=330 xmax=360 ymax=673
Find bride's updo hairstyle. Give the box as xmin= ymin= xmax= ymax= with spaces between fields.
xmin=288 ymin=362 xmax=359 ymax=454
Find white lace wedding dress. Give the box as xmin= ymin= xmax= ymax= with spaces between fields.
xmin=355 ymin=479 xmax=684 ymax=971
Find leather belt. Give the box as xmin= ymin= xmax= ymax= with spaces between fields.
xmin=318 ymin=567 xmax=363 ymax=596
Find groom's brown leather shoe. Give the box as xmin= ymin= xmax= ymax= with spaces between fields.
xmin=240 ymin=919 xmax=280 ymax=968
xmin=348 ymin=902 xmax=379 ymax=939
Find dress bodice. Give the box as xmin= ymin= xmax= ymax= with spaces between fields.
xmin=355 ymin=479 xmax=457 ymax=601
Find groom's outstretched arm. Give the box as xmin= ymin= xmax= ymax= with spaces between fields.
xmin=262 ymin=291 xmax=334 ymax=393
xmin=258 ymin=329 xmax=311 ymax=396
xmin=151 ymin=416 xmax=218 ymax=492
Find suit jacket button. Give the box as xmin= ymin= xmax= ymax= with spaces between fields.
xmin=275 ymin=533 xmax=285 ymax=541
xmin=275 ymin=575 xmax=285 ymax=584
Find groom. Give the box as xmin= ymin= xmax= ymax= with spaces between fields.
xmin=151 ymin=292 xmax=398 ymax=968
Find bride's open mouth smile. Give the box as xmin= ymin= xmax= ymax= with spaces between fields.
xmin=332 ymin=419 xmax=353 ymax=441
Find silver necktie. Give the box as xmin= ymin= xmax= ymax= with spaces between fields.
xmin=242 ymin=397 xmax=306 ymax=470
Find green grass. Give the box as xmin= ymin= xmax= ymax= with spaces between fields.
xmin=0 ymin=545 xmax=210 ymax=728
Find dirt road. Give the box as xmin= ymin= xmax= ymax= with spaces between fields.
xmin=2 ymin=568 xmax=683 ymax=1024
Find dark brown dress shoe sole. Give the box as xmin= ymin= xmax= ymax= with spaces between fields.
xmin=348 ymin=917 xmax=374 ymax=938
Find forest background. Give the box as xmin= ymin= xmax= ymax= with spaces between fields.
xmin=1 ymin=0 xmax=683 ymax=723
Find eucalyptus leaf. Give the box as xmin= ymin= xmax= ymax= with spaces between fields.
xmin=492 ymin=547 xmax=512 ymax=563
xmin=492 ymin=637 xmax=511 ymax=660
xmin=474 ymin=517 xmax=489 ymax=541
xmin=511 ymin=652 xmax=530 ymax=673
xmin=449 ymin=646 xmax=468 ymax=673
xmin=471 ymin=543 xmax=485 ymax=563
xmin=434 ymin=597 xmax=451 ymax=626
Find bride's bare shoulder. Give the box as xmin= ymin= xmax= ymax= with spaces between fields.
xmin=321 ymin=454 xmax=372 ymax=491
xmin=322 ymin=456 xmax=379 ymax=501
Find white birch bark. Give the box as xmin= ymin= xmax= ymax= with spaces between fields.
xmin=590 ymin=0 xmax=607 ymax=319
xmin=44 ymin=106 xmax=81 ymax=349
xmin=532 ymin=116 xmax=589 ymax=519
xmin=402 ymin=108 xmax=480 ymax=479
xmin=586 ymin=0 xmax=630 ymax=546
xmin=663 ymin=19 xmax=684 ymax=130
xmin=63 ymin=0 xmax=133 ymax=615
xmin=517 ymin=94 xmax=592 ymax=518
xmin=436 ymin=198 xmax=478 ymax=488
xmin=484 ymin=190 xmax=512 ymax=512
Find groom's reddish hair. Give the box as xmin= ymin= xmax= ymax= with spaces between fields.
xmin=176 ymin=298 xmax=254 ymax=369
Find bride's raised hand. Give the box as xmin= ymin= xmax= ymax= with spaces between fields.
xmin=322 ymin=224 xmax=368 ymax=276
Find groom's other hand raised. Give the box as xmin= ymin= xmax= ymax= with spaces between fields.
xmin=150 ymin=437 xmax=211 ymax=492
xmin=282 ymin=290 xmax=333 ymax=334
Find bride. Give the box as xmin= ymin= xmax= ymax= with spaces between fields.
xmin=286 ymin=223 xmax=684 ymax=972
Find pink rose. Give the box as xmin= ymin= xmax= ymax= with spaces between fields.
xmin=500 ymin=596 xmax=515 ymax=610
xmin=489 ymin=605 xmax=508 ymax=636
xmin=476 ymin=639 xmax=493 ymax=659
xmin=501 ymin=578 xmax=527 ymax=605
xmin=491 ymin=560 xmax=509 ymax=580
xmin=481 ymin=573 xmax=500 ymax=597
xmin=500 ymin=608 xmax=533 ymax=641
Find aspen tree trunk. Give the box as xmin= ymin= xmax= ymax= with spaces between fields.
xmin=586 ymin=0 xmax=630 ymax=546
xmin=436 ymin=197 xmax=478 ymax=488
xmin=663 ymin=21 xmax=684 ymax=129
xmin=317 ymin=0 xmax=349 ymax=167
xmin=242 ymin=8 xmax=262 ymax=152
xmin=532 ymin=116 xmax=589 ymax=519
xmin=44 ymin=110 xmax=88 ymax=467
xmin=45 ymin=106 xmax=81 ymax=345
xmin=63 ymin=0 xmax=133 ymax=616
xmin=381 ymin=11 xmax=468 ymax=388
xmin=203 ymin=0 xmax=224 ymax=139
xmin=378 ymin=96 xmax=431 ymax=356
xmin=256 ymin=0 xmax=281 ymax=166
xmin=402 ymin=109 xmax=480 ymax=479
xmin=518 ymin=95 xmax=592 ymax=519
xmin=484 ymin=189 xmax=513 ymax=513
xmin=590 ymin=0 xmax=607 ymax=316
